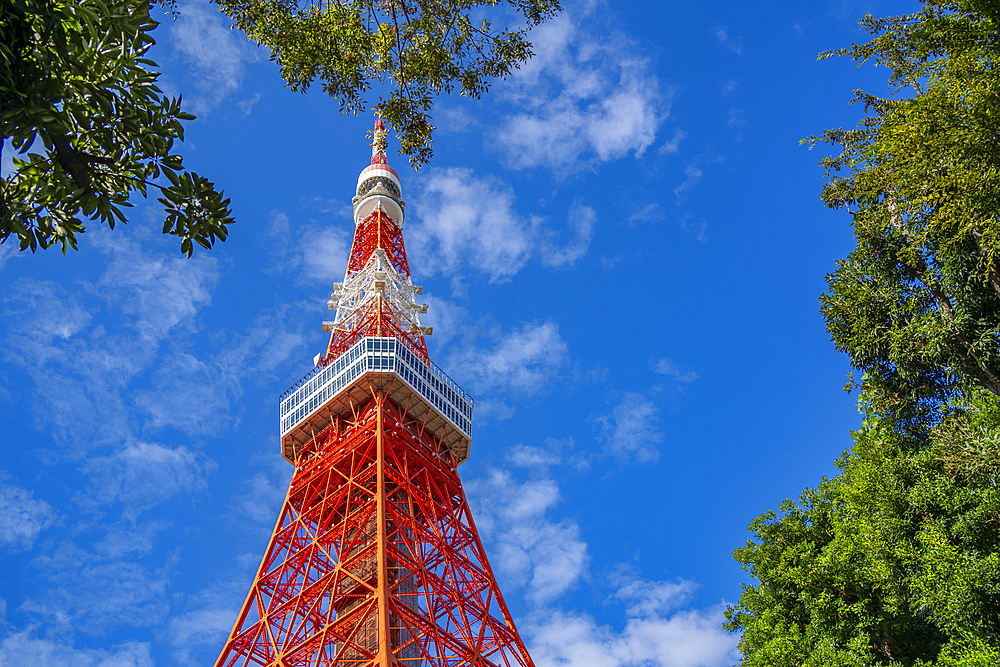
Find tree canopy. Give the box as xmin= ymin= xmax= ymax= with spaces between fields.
xmin=727 ymin=2 xmax=1000 ymax=665
xmin=1 ymin=0 xmax=234 ymax=256
xmin=813 ymin=0 xmax=1000 ymax=426
xmin=216 ymin=0 xmax=561 ymax=167
xmin=1 ymin=0 xmax=559 ymax=255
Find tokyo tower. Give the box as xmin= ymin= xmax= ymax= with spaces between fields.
xmin=215 ymin=117 xmax=535 ymax=667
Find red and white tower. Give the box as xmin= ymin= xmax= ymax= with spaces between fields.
xmin=215 ymin=117 xmax=534 ymax=667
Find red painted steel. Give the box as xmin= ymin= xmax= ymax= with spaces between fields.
xmin=323 ymin=207 xmax=426 ymax=365
xmin=215 ymin=393 xmax=533 ymax=667
xmin=348 ymin=208 xmax=411 ymax=279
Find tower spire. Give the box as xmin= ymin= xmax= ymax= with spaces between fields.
xmin=322 ymin=119 xmax=426 ymax=364
xmin=371 ymin=114 xmax=388 ymax=166
xmin=214 ymin=118 xmax=534 ymax=667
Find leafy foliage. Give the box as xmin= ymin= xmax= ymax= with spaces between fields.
xmin=1 ymin=0 xmax=234 ymax=256
xmin=809 ymin=0 xmax=1000 ymax=420
xmin=727 ymin=395 xmax=1000 ymax=666
xmin=217 ymin=0 xmax=561 ymax=167
xmin=729 ymin=2 xmax=1000 ymax=664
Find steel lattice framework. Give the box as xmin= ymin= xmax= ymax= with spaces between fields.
xmin=215 ymin=118 xmax=534 ymax=667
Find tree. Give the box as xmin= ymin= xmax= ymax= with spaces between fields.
xmin=1 ymin=0 xmax=234 ymax=256
xmin=727 ymin=394 xmax=1000 ymax=667
xmin=728 ymin=2 xmax=1000 ymax=664
xmin=216 ymin=0 xmax=561 ymax=167
xmin=811 ymin=0 xmax=1000 ymax=425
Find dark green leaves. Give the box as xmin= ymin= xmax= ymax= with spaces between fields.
xmin=1 ymin=0 xmax=234 ymax=256
xmin=158 ymin=171 xmax=232 ymax=257
xmin=216 ymin=0 xmax=561 ymax=168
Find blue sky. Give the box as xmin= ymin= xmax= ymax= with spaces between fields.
xmin=0 ymin=0 xmax=914 ymax=664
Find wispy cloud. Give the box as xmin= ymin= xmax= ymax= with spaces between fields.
xmin=23 ymin=541 xmax=170 ymax=632
xmin=727 ymin=108 xmax=749 ymax=141
xmin=680 ymin=214 xmax=709 ymax=242
xmin=237 ymin=90 xmax=263 ymax=116
xmin=674 ymin=163 xmax=704 ymax=204
xmin=164 ymin=553 xmax=261 ymax=666
xmin=719 ymin=79 xmax=740 ymax=96
xmin=542 ymin=201 xmax=596 ymax=267
xmin=448 ymin=321 xmax=569 ymax=398
xmin=0 ymin=475 xmax=56 ymax=550
xmin=628 ymin=203 xmax=665 ymax=225
xmin=650 ymin=357 xmax=699 ymax=382
xmin=712 ymin=25 xmax=744 ymax=55
xmin=0 ymin=630 xmax=154 ymax=667
xmin=80 ymin=442 xmax=215 ymax=520
xmin=170 ymin=2 xmax=261 ymax=115
xmin=658 ymin=129 xmax=687 ymax=155
xmin=592 ymin=392 xmax=663 ymax=463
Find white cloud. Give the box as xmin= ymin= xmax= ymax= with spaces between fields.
xmin=592 ymin=392 xmax=663 ymax=463
xmin=609 ymin=570 xmax=698 ymax=617
xmin=0 ymin=476 xmax=56 ymax=550
xmin=727 ymin=108 xmax=749 ymax=141
xmin=3 ymin=230 xmax=302 ymax=450
xmin=507 ymin=441 xmax=564 ymax=469
xmin=0 ymin=631 xmax=154 ymax=667
xmin=712 ymin=26 xmax=744 ymax=55
xmin=467 ymin=468 xmax=588 ymax=605
xmin=410 ymin=168 xmax=536 ymax=282
xmin=674 ymin=163 xmax=703 ymax=204
xmin=436 ymin=105 xmax=478 ymax=133
xmin=297 ymin=224 xmax=351 ymax=284
xmin=94 ymin=232 xmax=219 ymax=343
xmin=410 ymin=169 xmax=598 ymax=281
xmin=528 ymin=603 xmax=739 ymax=667
xmin=448 ymin=321 xmax=569 ymax=397
xmin=528 ymin=570 xmax=736 ymax=667
xmin=650 ymin=357 xmax=699 ymax=382
xmin=230 ymin=460 xmax=292 ymax=532
xmin=81 ymin=442 xmax=215 ymax=519
xmin=658 ymin=129 xmax=687 ymax=155
xmin=94 ymin=521 xmax=172 ymax=559
xmin=2 ymin=279 xmax=134 ymax=448
xmin=628 ymin=203 xmax=665 ymax=225
xmin=237 ymin=90 xmax=263 ymax=116
xmin=0 ymin=240 xmax=21 ymax=269
xmin=495 ymin=12 xmax=664 ymax=173
xmin=135 ymin=352 xmax=237 ymax=436
xmin=164 ymin=554 xmax=261 ymax=666
xmin=680 ymin=214 xmax=708 ymax=242
xmin=260 ymin=209 xmax=291 ymax=274
xmin=24 ymin=542 xmax=170 ymax=631
xmin=170 ymin=1 xmax=260 ymax=114
xmin=719 ymin=79 xmax=740 ymax=96
xmin=467 ymin=455 xmax=735 ymax=664
xmin=542 ymin=202 xmax=596 ymax=268
xmin=421 ymin=295 xmax=469 ymax=347
xmin=167 ymin=607 xmax=239 ymax=665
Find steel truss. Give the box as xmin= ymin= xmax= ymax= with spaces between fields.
xmin=216 ymin=391 xmax=532 ymax=667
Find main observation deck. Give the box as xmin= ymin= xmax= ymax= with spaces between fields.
xmin=279 ymin=336 xmax=473 ymax=465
